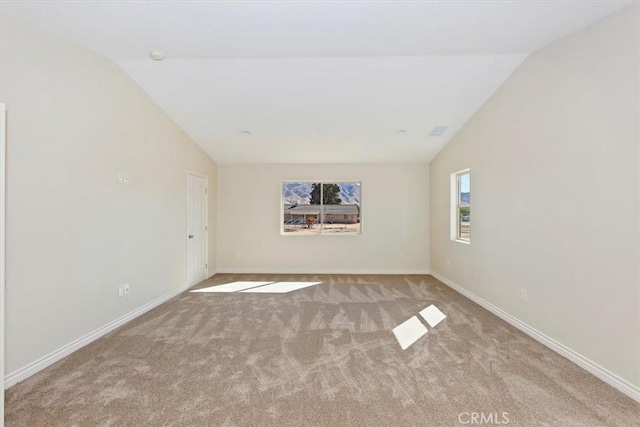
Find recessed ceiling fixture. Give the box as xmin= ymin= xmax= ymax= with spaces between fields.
xmin=429 ymin=126 xmax=448 ymax=137
xmin=397 ymin=129 xmax=407 ymax=134
xmin=241 ymin=130 xmax=252 ymax=136
xmin=149 ymin=50 xmax=165 ymax=61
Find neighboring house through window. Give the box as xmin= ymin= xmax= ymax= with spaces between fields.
xmin=282 ymin=182 xmax=361 ymax=235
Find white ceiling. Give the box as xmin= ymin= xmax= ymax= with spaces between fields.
xmin=1 ymin=1 xmax=632 ymax=164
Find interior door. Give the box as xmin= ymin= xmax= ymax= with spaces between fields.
xmin=187 ymin=172 xmax=208 ymax=287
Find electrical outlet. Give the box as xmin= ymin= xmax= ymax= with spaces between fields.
xmin=446 ymin=259 xmax=450 ymax=267
xmin=117 ymin=172 xmax=130 ymax=185
xmin=521 ymin=289 xmax=528 ymax=302
xmin=124 ymin=283 xmax=130 ymax=295
xmin=118 ymin=285 xmax=124 ymax=297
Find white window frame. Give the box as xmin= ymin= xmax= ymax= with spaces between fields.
xmin=450 ymin=169 xmax=470 ymax=244
xmin=281 ymin=181 xmax=363 ymax=236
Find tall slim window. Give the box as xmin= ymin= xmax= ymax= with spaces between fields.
xmin=451 ymin=170 xmax=470 ymax=242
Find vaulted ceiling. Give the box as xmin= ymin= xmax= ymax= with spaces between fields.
xmin=1 ymin=1 xmax=632 ymax=163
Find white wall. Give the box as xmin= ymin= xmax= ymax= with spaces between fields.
xmin=0 ymin=18 xmax=217 ymax=375
xmin=430 ymin=6 xmax=639 ymax=391
xmin=217 ymin=164 xmax=429 ymax=274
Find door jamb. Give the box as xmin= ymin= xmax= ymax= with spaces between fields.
xmin=1 ymin=103 xmax=7 ymax=425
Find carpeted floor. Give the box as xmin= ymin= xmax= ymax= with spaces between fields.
xmin=5 ymin=274 xmax=640 ymax=426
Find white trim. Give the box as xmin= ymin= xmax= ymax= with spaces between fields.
xmin=430 ymin=271 xmax=640 ymax=403
xmin=216 ymin=268 xmax=431 ymax=275
xmin=4 ymin=285 xmax=187 ymax=389
xmin=207 ymin=269 xmax=216 ymax=279
xmin=454 ymin=239 xmax=471 ymax=245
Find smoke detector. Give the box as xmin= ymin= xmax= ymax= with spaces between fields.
xmin=149 ymin=50 xmax=165 ymax=61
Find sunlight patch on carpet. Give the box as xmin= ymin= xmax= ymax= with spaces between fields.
xmin=190 ymin=281 xmax=274 ymax=293
xmin=392 ymin=316 xmax=428 ymax=350
xmin=419 ymin=304 xmax=446 ymax=328
xmin=240 ymin=282 xmax=323 ymax=294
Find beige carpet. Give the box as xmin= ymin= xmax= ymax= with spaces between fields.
xmin=6 ymin=274 xmax=640 ymax=426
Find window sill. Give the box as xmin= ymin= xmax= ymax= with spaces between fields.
xmin=453 ymin=239 xmax=470 ymax=245
xmin=281 ymin=232 xmax=363 ymax=237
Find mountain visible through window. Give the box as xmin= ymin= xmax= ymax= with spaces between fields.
xmin=282 ymin=182 xmax=361 ymax=235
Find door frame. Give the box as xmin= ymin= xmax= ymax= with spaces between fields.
xmin=186 ymin=170 xmax=208 ymax=288
xmin=1 ymin=103 xmax=6 ymax=424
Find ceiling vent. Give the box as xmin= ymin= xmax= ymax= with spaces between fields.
xmin=429 ymin=126 xmax=448 ymax=137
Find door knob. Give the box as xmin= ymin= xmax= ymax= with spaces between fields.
xmin=188 ymin=234 xmax=194 ymax=239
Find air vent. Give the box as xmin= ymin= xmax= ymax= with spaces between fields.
xmin=429 ymin=126 xmax=448 ymax=137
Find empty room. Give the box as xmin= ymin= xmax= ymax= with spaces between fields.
xmin=0 ymin=1 xmax=639 ymax=426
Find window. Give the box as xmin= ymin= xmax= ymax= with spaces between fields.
xmin=451 ymin=170 xmax=470 ymax=242
xmin=282 ymin=182 xmax=361 ymax=235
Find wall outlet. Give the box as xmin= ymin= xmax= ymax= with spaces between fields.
xmin=124 ymin=283 xmax=130 ymax=295
xmin=521 ymin=289 xmax=528 ymax=302
xmin=117 ymin=172 xmax=130 ymax=185
xmin=118 ymin=285 xmax=124 ymax=297
xmin=446 ymin=259 xmax=450 ymax=267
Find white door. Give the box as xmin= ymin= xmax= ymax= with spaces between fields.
xmin=187 ymin=173 xmax=208 ymax=287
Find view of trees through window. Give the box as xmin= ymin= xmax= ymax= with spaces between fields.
xmin=282 ymin=182 xmax=361 ymax=235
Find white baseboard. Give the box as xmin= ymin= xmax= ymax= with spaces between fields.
xmin=429 ymin=271 xmax=640 ymax=403
xmin=207 ymin=269 xmax=216 ymax=279
xmin=5 ymin=285 xmax=187 ymax=389
xmin=215 ymin=267 xmax=431 ymax=275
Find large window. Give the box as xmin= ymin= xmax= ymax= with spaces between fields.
xmin=451 ymin=170 xmax=470 ymax=242
xmin=282 ymin=182 xmax=361 ymax=235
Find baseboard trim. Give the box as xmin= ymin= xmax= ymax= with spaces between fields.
xmin=4 ymin=285 xmax=187 ymax=389
xmin=216 ymin=268 xmax=431 ymax=275
xmin=429 ymin=271 xmax=640 ymax=403
xmin=207 ymin=269 xmax=216 ymax=279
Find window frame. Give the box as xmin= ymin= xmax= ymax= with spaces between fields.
xmin=450 ymin=169 xmax=471 ymax=244
xmin=281 ymin=181 xmax=363 ymax=236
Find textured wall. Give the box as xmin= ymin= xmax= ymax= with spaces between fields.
xmin=430 ymin=6 xmax=639 ymax=388
xmin=0 ymin=17 xmax=217 ymax=374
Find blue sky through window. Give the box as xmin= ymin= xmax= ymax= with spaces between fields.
xmin=460 ymin=173 xmax=470 ymax=193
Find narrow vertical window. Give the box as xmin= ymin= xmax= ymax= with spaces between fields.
xmin=451 ymin=170 xmax=470 ymax=242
